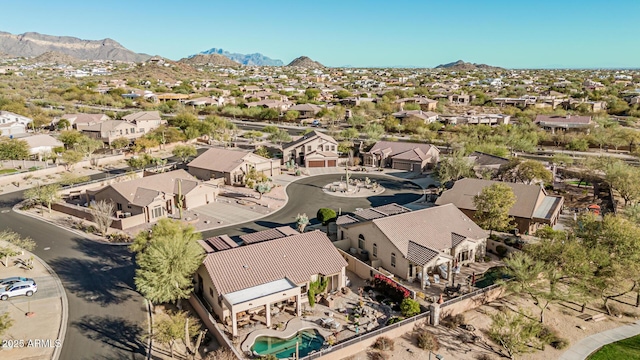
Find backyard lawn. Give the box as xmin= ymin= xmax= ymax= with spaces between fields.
xmin=587 ymin=334 xmax=640 ymax=360
xmin=0 ymin=168 xmax=17 ymax=175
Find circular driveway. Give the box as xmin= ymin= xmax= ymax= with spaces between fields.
xmin=201 ymin=173 xmax=422 ymax=238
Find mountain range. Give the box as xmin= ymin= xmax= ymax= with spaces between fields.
xmin=435 ymin=60 xmax=504 ymax=71
xmin=178 ymin=53 xmax=241 ymax=67
xmin=195 ymin=48 xmax=283 ymax=66
xmin=0 ymin=31 xmax=150 ymax=62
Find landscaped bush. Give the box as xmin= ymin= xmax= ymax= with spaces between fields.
xmin=316 ymin=208 xmax=337 ymax=225
xmin=496 ymin=245 xmax=508 ymax=257
xmin=504 ymin=237 xmax=517 ymax=246
xmin=373 ymin=274 xmax=411 ymax=302
xmin=416 ymin=328 xmax=439 ymax=351
xmin=400 ymin=298 xmax=421 ymax=317
xmin=372 ymin=336 xmax=395 ymax=351
xmin=538 ymin=325 xmax=569 ymax=350
xmin=386 ymin=317 xmax=402 ymax=325
xmin=483 ymin=255 xmax=492 ymax=262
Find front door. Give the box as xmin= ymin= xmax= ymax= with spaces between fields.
xmin=197 ymin=274 xmax=203 ymax=296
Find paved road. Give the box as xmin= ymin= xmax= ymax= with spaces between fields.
xmin=0 ymin=190 xmax=148 ymax=360
xmin=201 ymin=173 xmax=423 ymax=238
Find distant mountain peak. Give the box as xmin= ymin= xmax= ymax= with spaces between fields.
xmin=0 ymin=31 xmax=149 ymax=62
xmin=435 ymin=59 xmax=503 ymax=70
xmin=287 ymin=56 xmax=325 ymax=69
xmin=194 ymin=48 xmax=283 ymax=66
xmin=178 ymin=53 xmax=241 ymax=67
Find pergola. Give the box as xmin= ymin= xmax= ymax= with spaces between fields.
xmin=223 ymin=278 xmax=302 ymax=337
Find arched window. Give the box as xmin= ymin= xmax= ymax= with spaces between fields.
xmin=372 ymin=243 xmax=378 ymax=258
xmin=358 ymin=234 xmax=365 ymax=250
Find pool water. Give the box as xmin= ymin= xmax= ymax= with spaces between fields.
xmin=252 ymin=329 xmax=325 ymax=359
xmin=474 ymin=266 xmax=509 ymax=288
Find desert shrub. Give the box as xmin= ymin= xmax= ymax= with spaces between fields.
xmin=538 ymin=325 xmax=569 ymax=350
xmin=476 ymin=354 xmax=495 ymax=360
xmin=205 ymin=347 xmax=237 ymax=360
xmin=458 ymin=332 xmax=477 ymax=344
xmin=372 ymin=336 xmax=395 ymax=351
xmin=442 ymin=313 xmax=465 ymax=329
xmin=551 ymin=338 xmax=569 ymax=350
xmin=367 ymin=351 xmax=388 ymax=360
xmin=316 ymin=208 xmax=337 ymax=225
xmin=416 ymin=328 xmax=439 ymax=351
xmin=386 ymin=317 xmax=402 ymax=325
xmin=496 ymin=245 xmax=508 ymax=257
xmin=504 ymin=237 xmax=517 ymax=246
xmin=483 ymin=255 xmax=492 ymax=262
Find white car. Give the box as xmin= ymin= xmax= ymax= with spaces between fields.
xmin=0 ymin=281 xmax=37 ymax=300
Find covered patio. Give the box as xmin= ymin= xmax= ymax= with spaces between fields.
xmin=224 ymin=278 xmax=302 ymax=337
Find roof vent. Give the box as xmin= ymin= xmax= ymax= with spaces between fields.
xmin=242 ymin=265 xmax=249 ymax=269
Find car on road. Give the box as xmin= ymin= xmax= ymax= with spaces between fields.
xmin=0 ymin=281 xmax=37 ymax=300
xmin=0 ymin=277 xmax=32 ymax=289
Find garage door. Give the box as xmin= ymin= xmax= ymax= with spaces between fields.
xmin=308 ymin=160 xmax=325 ymax=167
xmin=392 ymin=161 xmax=411 ymax=171
xmin=327 ymin=160 xmax=337 ymax=167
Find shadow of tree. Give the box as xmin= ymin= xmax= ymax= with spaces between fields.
xmin=47 ymin=256 xmax=135 ymax=305
xmin=72 ymin=315 xmax=147 ymax=357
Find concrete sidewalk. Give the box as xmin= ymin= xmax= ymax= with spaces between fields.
xmin=0 ymin=243 xmax=67 ymax=360
xmin=559 ymin=320 xmax=640 ymax=360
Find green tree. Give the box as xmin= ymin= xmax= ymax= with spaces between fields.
xmin=284 ymin=110 xmax=300 ymax=122
xmin=362 ymin=123 xmax=384 ymax=141
xmin=151 ymin=310 xmax=201 ymax=359
xmin=134 ymin=137 xmax=159 ymax=154
xmin=0 ymin=138 xmax=30 ymax=163
xmin=172 ymin=144 xmax=197 ymax=163
xmin=255 ymin=181 xmax=273 ymax=200
xmin=335 ymin=89 xmax=352 ymax=99
xmin=75 ymin=136 xmax=103 ymax=161
xmin=24 ymin=183 xmax=61 ymax=215
xmin=268 ymin=129 xmax=292 ymax=148
xmin=111 ymin=137 xmax=131 ymax=152
xmin=316 ymin=208 xmax=337 ymax=225
xmin=254 ymin=146 xmax=270 ymax=158
xmin=258 ymin=108 xmax=279 ymax=120
xmin=61 ymin=150 xmax=83 ymax=171
xmin=400 ymin=298 xmax=421 ymax=317
xmin=58 ymin=130 xmax=84 ymax=149
xmin=340 ymin=127 xmax=359 ymax=141
xmin=0 ymin=312 xmax=13 ymax=336
xmin=56 ymin=118 xmax=71 ymax=131
xmin=262 ymin=125 xmax=279 ymax=134
xmin=473 ymin=183 xmax=516 ymax=235
xmin=132 ymin=219 xmax=204 ymax=305
xmin=499 ymin=159 xmax=552 ymax=185
xmin=489 ymin=309 xmax=544 ymax=359
xmin=127 ymin=154 xmax=152 ymax=169
xmin=435 ymin=151 xmax=475 ymax=186
xmin=295 ymin=213 xmax=309 ymax=233
xmin=304 ymin=88 xmax=321 ymax=101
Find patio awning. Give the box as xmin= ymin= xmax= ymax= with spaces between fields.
xmin=223 ymin=278 xmax=297 ymax=306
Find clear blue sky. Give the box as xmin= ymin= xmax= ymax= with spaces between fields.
xmin=3 ymin=0 xmax=639 ymax=68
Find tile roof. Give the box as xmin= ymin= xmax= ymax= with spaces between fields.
xmin=187 ymin=147 xmax=270 ymax=173
xmin=99 ymin=169 xmax=199 ymax=203
xmin=20 ymin=134 xmax=63 ymax=148
xmin=370 ymin=204 xmax=487 ymax=257
xmin=202 ymin=231 xmax=347 ymax=295
xmin=122 ymin=111 xmax=162 ymax=122
xmin=282 ymin=130 xmax=338 ymax=151
xmin=199 ymin=235 xmax=238 ymax=253
xmin=239 ymin=226 xmax=299 ymax=245
xmin=406 ymin=241 xmax=439 ymax=266
xmin=535 ymin=115 xmax=592 ymax=125
xmin=365 ymin=141 xmax=438 ymax=160
xmin=82 ymin=119 xmax=130 ymax=132
xmin=349 ymin=203 xmax=411 ymax=222
xmin=435 ymin=178 xmax=547 ymax=219
xmin=468 ymin=151 xmax=509 ymax=167
xmin=61 ymin=113 xmax=110 ymax=124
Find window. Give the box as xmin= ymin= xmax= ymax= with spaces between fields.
xmin=391 ymin=253 xmax=396 ymax=267
xmin=358 ymin=234 xmax=365 ymax=250
xmin=152 ymin=206 xmax=163 ymax=218
xmin=372 ymin=243 xmax=377 ymax=257
xmin=131 ymin=127 xmax=135 ymax=134
xmin=209 ymin=288 xmax=213 ymax=297
xmin=307 ymin=145 xmax=312 ymax=151
xmin=331 ymin=145 xmax=336 ymax=151
xmin=116 ymin=203 xmax=122 ymax=211
xmin=301 ymin=284 xmax=308 ymax=294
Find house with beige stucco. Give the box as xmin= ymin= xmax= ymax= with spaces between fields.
xmin=89 ymin=169 xmax=218 ymax=228
xmin=194 ymin=230 xmax=347 ymax=337
xmin=362 ymin=141 xmax=440 ymax=172
xmin=187 ymin=147 xmax=280 ymax=185
xmin=335 ymin=203 xmax=487 ymax=290
xmin=281 ymin=130 xmax=339 ymax=168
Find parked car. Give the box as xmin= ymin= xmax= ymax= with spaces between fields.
xmin=0 ymin=281 xmax=37 ymax=300
xmin=311 ymin=119 xmax=320 ymax=127
xmin=0 ymin=277 xmax=32 ymax=289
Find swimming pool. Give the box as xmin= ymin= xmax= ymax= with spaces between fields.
xmin=251 ymin=329 xmax=325 ymax=359
xmin=474 ymin=266 xmax=509 ymax=288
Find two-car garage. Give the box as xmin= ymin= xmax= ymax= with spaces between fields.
xmin=307 ymin=159 xmax=337 ymax=167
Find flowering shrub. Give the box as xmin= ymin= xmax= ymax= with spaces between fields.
xmin=373 ymin=274 xmax=411 ymax=302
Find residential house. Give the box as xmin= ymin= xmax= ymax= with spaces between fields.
xmin=0 ymin=122 xmax=26 ymax=136
xmin=394 ymin=96 xmax=438 ymax=111
xmin=245 ymin=99 xmax=293 ymax=111
xmin=392 ymin=110 xmax=438 ymax=124
xmin=335 ymin=203 xmax=487 ymax=289
xmin=435 ymin=178 xmax=564 ymax=234
xmin=466 ymin=151 xmax=509 ymax=178
xmin=82 ymin=111 xmax=166 ymax=145
xmin=491 ymin=96 xmax=537 ymax=108
xmin=287 ymin=104 xmax=323 ymax=119
xmin=281 ymin=131 xmax=339 ymax=167
xmin=439 ymin=113 xmax=510 ymax=126
xmin=194 ymin=231 xmax=347 ymax=336
xmin=90 ymin=170 xmax=218 ymax=227
xmin=562 ymin=99 xmax=607 ymax=113
xmin=188 ymin=147 xmax=280 ymax=185
xmin=446 ymin=93 xmax=476 ymax=106
xmin=20 ymin=134 xmax=63 ymax=159
xmin=239 ymin=226 xmax=300 ymax=245
xmin=534 ymin=114 xmax=594 ymax=134
xmin=59 ymin=113 xmax=111 ymax=130
xmin=362 ymin=141 xmax=440 ymax=172
xmin=0 ymin=111 xmax=33 ymax=127
xmin=121 ymin=111 xmax=166 ymax=133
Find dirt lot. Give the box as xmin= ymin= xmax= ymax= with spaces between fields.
xmin=347 ymin=294 xmax=640 ymax=360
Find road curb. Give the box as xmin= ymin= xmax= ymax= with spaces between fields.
xmin=28 ymin=250 xmax=68 ymax=360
